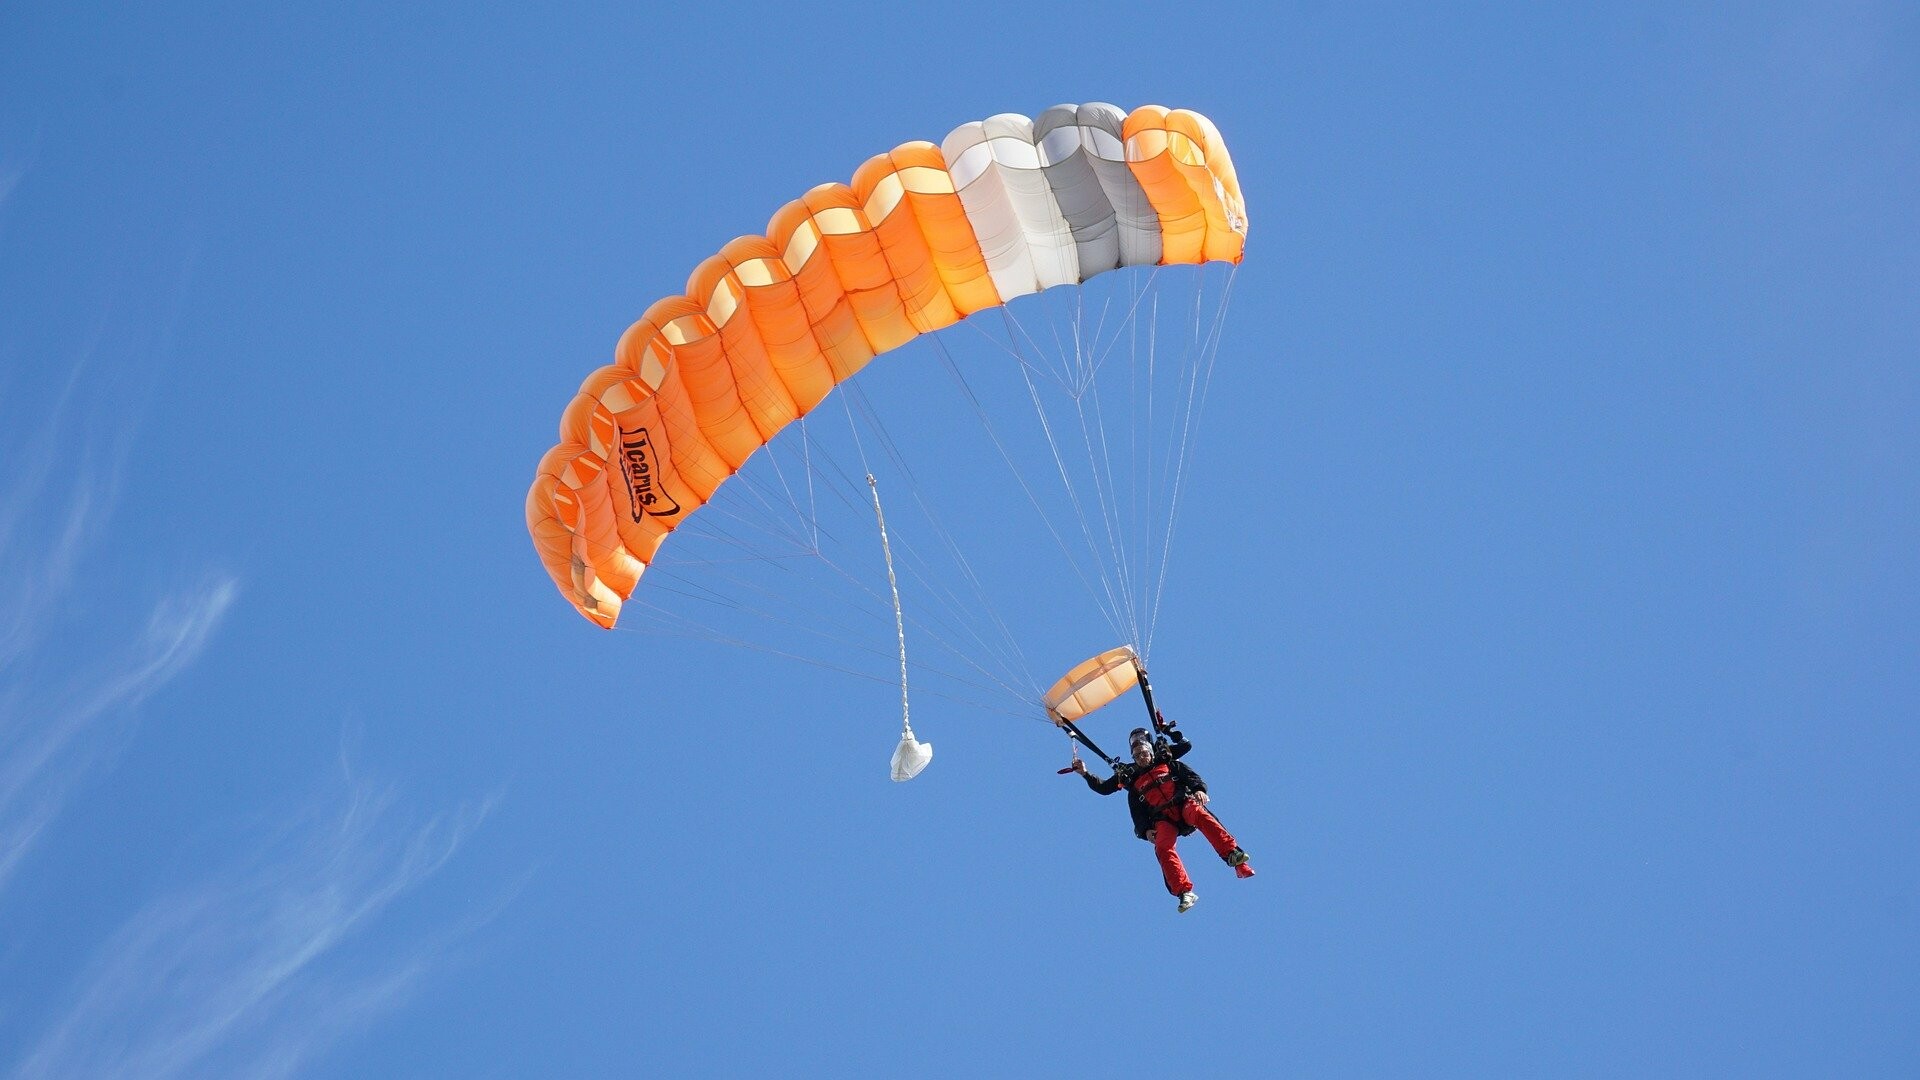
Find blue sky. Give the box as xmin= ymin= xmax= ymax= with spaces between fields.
xmin=3 ymin=2 xmax=1917 ymax=1076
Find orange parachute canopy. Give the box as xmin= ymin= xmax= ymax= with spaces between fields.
xmin=529 ymin=103 xmax=1247 ymax=628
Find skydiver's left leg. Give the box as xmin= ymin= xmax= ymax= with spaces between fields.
xmin=1179 ymin=804 xmax=1257 ymax=877
xmin=1177 ymin=802 xmax=1241 ymax=861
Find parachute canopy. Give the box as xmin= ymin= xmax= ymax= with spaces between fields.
xmin=528 ymin=103 xmax=1247 ymax=628
xmin=1043 ymin=645 xmax=1143 ymax=726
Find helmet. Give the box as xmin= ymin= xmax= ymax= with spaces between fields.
xmin=1128 ymin=727 xmax=1153 ymax=748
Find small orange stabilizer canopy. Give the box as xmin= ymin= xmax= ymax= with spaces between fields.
xmin=1043 ymin=646 xmax=1143 ymax=726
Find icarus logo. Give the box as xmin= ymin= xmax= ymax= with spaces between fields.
xmin=617 ymin=427 xmax=681 ymax=520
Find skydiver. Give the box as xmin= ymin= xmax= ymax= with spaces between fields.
xmin=1073 ymin=722 xmax=1253 ymax=913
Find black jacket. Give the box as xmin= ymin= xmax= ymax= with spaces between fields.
xmin=1081 ymin=735 xmax=1206 ymax=840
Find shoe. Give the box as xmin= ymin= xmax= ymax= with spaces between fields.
xmin=1225 ymin=849 xmax=1249 ymax=868
xmin=1177 ymin=891 xmax=1198 ymax=913
xmin=1235 ymin=863 xmax=1256 ymax=879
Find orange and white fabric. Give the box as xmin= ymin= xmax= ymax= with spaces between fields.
xmin=528 ymin=103 xmax=1248 ymax=628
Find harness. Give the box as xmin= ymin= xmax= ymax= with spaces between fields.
xmin=1128 ymin=762 xmax=1190 ymax=824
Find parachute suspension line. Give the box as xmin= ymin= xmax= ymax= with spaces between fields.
xmin=641 ymin=542 xmax=908 ymax=667
xmin=617 ymin=453 xmax=1039 ymax=718
xmin=684 ymin=426 xmax=871 ymax=557
xmin=626 ymin=414 xmax=1035 ymax=716
xmin=765 ymin=399 xmax=1037 ymax=708
xmin=1063 ymin=280 xmax=1144 ymax=650
xmin=783 ymin=506 xmax=1040 ymax=711
xmin=644 ymin=532 xmax=1018 ymax=711
xmin=640 ymin=559 xmax=1033 ymax=711
xmin=1128 ymin=272 xmax=1147 ymax=658
xmin=673 ymin=505 xmax=811 ymax=566
xmin=1097 ymin=278 xmax=1134 ymax=627
xmin=1143 ymin=286 xmax=1158 ymax=661
xmin=1067 ymin=294 xmax=1086 ymax=393
xmin=615 ymin=601 xmax=1032 ymax=720
xmin=1000 ymin=301 xmax=1083 ymax=397
xmin=800 ymin=414 xmax=820 ymax=550
xmin=605 ymin=265 xmax=1237 ymax=723
xmin=1104 ymin=269 xmax=1169 ymax=652
xmin=666 ymin=453 xmax=817 ymax=555
xmin=637 ymin=572 xmax=894 ymax=664
xmin=1124 ymin=270 xmax=1194 ymax=664
xmin=962 ymin=310 xmax=1076 ymax=396
xmin=1045 ymin=283 xmax=1148 ymax=647
xmin=1046 ymin=301 xmax=1077 ymax=389
xmin=1074 ymin=370 xmax=1142 ymax=649
xmin=929 ymin=333 xmax=1127 ymax=645
xmin=1144 ymin=264 xmax=1240 ymax=658
xmin=681 ymin=486 xmax=810 ymax=556
xmin=838 ymin=382 xmax=1039 ymax=702
xmin=1083 ymin=288 xmax=1118 ymax=389
xmin=1078 ymin=266 xmax=1164 ymax=391
xmin=833 ymin=383 xmax=1035 ymax=728
xmin=1000 ymin=305 xmax=1133 ymax=644
xmin=755 ymin=422 xmax=816 ymax=548
xmin=1127 ymin=271 xmax=1174 ymax=646
xmin=866 ymin=473 xmax=915 ymax=741
xmin=1013 ymin=262 xmax=1240 ymax=665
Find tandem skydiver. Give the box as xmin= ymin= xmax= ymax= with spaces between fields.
xmin=1072 ymin=719 xmax=1254 ymax=913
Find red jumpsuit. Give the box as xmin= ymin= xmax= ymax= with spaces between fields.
xmin=1129 ymin=763 xmax=1241 ymax=895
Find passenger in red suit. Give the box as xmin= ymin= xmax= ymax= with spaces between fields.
xmin=1074 ymin=724 xmax=1254 ymax=913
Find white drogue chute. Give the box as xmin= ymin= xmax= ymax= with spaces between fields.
xmin=890 ymin=726 xmax=933 ymax=782
xmin=870 ymin=473 xmax=934 ymax=782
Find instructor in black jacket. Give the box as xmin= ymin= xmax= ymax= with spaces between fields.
xmin=1076 ymin=725 xmax=1254 ymax=913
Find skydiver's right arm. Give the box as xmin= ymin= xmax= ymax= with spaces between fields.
xmin=1073 ymin=760 xmax=1123 ymax=794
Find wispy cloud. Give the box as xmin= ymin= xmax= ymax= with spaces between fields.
xmin=0 ymin=577 xmax=238 ymax=891
xmin=0 ymin=295 xmax=229 ymax=887
xmin=0 ymin=342 xmax=113 ymax=672
xmin=12 ymin=754 xmax=496 ymax=1080
xmin=0 ymin=167 xmax=220 ymax=885
xmin=0 ymin=143 xmax=497 ymax=1079
xmin=0 ymin=144 xmax=28 ymax=223
xmin=0 ymin=390 xmax=492 ymax=1079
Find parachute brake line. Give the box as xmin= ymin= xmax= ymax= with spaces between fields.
xmin=873 ymin=473 xmax=933 ymax=781
xmin=1055 ymin=730 xmax=1087 ymax=775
